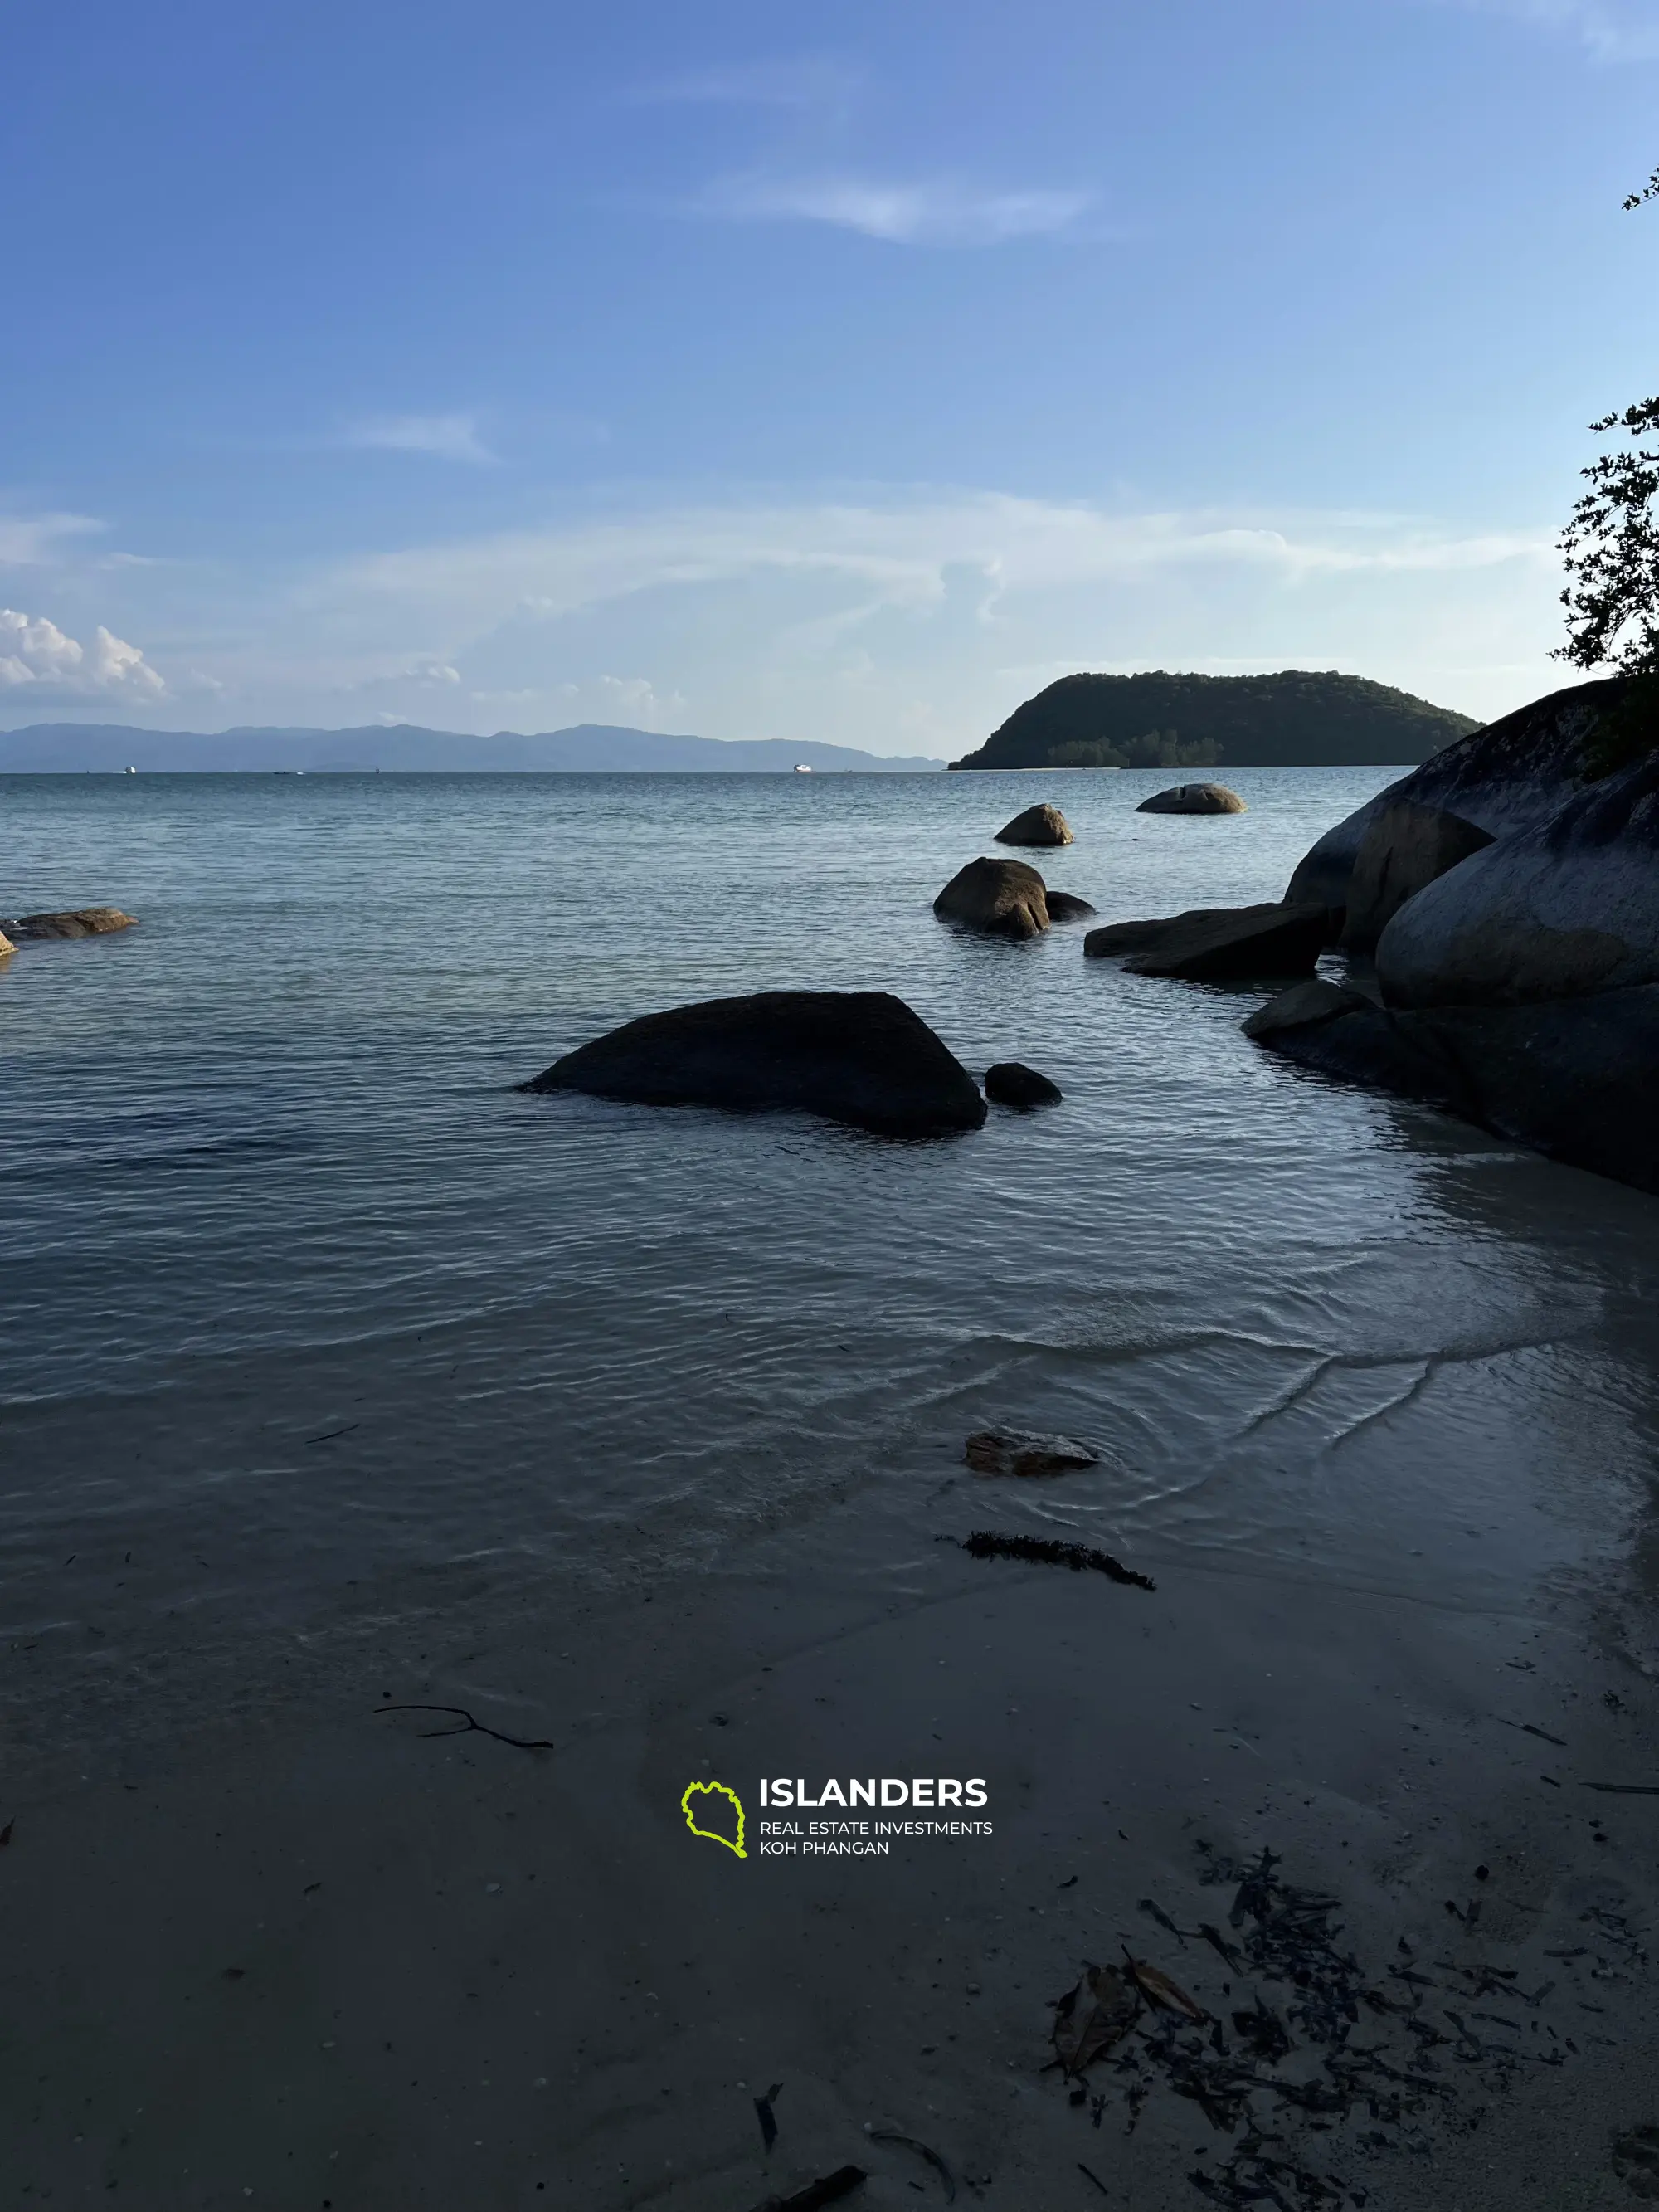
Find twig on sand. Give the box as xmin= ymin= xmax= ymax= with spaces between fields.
xmin=1078 ymin=2163 xmax=1112 ymax=2198
xmin=305 ymin=1424 xmax=360 ymax=1446
xmin=868 ymin=2130 xmax=956 ymax=2200
xmin=946 ymin=1531 xmax=1155 ymax=1591
xmin=747 ymin=2166 xmax=866 ymax=2211
xmin=1584 ymin=1781 xmax=1659 ymax=1795
xmin=374 ymin=1703 xmax=557 ymax=1751
xmin=1496 ymin=1718 xmax=1567 ymax=1747
xmin=755 ymin=2083 xmax=784 ymax=2152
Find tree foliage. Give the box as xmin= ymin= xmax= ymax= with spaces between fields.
xmin=1557 ymin=172 xmax=1659 ymax=680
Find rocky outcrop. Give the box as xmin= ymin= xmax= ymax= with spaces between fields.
xmin=3 ymin=907 xmax=137 ymax=939
xmin=523 ymin=989 xmax=987 ymax=1138
xmin=1246 ymin=981 xmax=1659 ymax=1195
xmin=1340 ymin=801 xmax=1494 ymax=955
xmin=965 ymin=1428 xmax=1098 ymax=1477
xmin=1375 ymin=748 xmax=1659 ymax=1007
xmin=933 ymin=858 xmax=1051 ymax=939
xmin=984 ymin=1061 xmax=1062 ymax=1108
xmin=1044 ymin=891 xmax=1097 ymax=923
xmin=995 ymin=802 xmax=1073 ymax=847
xmin=1136 ymin=783 xmax=1246 ymax=815
xmin=1284 ymin=676 xmax=1627 ymax=915
xmin=1085 ymin=902 xmax=1331 ymax=980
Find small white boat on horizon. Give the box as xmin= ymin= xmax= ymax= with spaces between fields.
xmin=793 ymin=763 xmax=814 ymax=773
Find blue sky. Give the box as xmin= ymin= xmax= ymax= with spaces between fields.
xmin=4 ymin=0 xmax=1657 ymax=753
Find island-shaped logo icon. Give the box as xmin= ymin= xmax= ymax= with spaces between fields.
xmin=680 ymin=1779 xmax=747 ymax=1858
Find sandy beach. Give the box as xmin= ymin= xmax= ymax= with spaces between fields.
xmin=9 ymin=1406 xmax=1659 ymax=2211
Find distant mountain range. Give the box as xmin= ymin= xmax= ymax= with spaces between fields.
xmin=0 ymin=722 xmax=946 ymax=773
xmin=949 ymin=670 xmax=1484 ymax=770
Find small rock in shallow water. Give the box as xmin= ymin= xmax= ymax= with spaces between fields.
xmin=1043 ymin=890 xmax=1097 ymax=923
xmin=965 ymin=1428 xmax=1097 ymax=1478
xmin=995 ymin=802 xmax=1073 ymax=847
xmin=3 ymin=907 xmax=137 ymax=939
xmin=933 ymin=857 xmax=1051 ymax=939
xmin=984 ymin=1061 xmax=1062 ymax=1108
xmin=1136 ymin=783 xmax=1246 ymax=815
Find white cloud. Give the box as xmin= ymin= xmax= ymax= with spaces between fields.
xmin=0 ymin=607 xmax=165 ymax=695
xmin=691 ymin=173 xmax=1094 ymax=246
xmin=0 ymin=512 xmax=106 ymax=566
xmin=596 ymin=674 xmax=688 ymax=723
xmin=333 ymin=493 xmax=1553 ymax=635
xmin=343 ymin=412 xmax=497 ymax=465
xmin=1422 ymin=0 xmax=1659 ymax=60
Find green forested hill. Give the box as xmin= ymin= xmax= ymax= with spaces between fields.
xmin=950 ymin=670 xmax=1482 ymax=770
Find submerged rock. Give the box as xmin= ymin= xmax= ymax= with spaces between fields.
xmin=1043 ymin=891 xmax=1097 ymax=923
xmin=933 ymin=857 xmax=1050 ymax=939
xmin=995 ymin=802 xmax=1073 ymax=847
xmin=1340 ymin=800 xmax=1494 ymax=955
xmin=1136 ymin=783 xmax=1247 ymax=815
xmin=3 ymin=907 xmax=137 ymax=939
xmin=523 ymin=989 xmax=987 ymax=1138
xmin=984 ymin=1061 xmax=1062 ymax=1108
xmin=1085 ymin=902 xmax=1331 ymax=980
xmin=1247 ymin=982 xmax=1659 ymax=1195
xmin=965 ymin=1428 xmax=1098 ymax=1478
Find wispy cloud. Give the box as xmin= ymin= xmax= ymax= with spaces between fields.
xmin=632 ymin=56 xmax=859 ymax=112
xmin=343 ymin=412 xmax=497 ymax=465
xmin=690 ymin=173 xmax=1094 ymax=246
xmin=1421 ymin=0 xmax=1659 ymax=61
xmin=0 ymin=607 xmax=165 ymax=696
xmin=0 ymin=511 xmax=107 ymax=566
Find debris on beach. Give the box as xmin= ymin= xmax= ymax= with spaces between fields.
xmin=1043 ymin=1844 xmax=1602 ymax=2210
xmin=867 ymin=2128 xmax=956 ymax=2200
xmin=747 ymin=2166 xmax=866 ymax=2211
xmin=373 ymin=1702 xmax=557 ymax=1752
xmin=1052 ymin=1963 xmax=1141 ymax=2075
xmin=950 ymin=1529 xmax=1155 ymax=1591
xmin=965 ymin=1428 xmax=1097 ymax=1478
xmin=754 ymin=2082 xmax=784 ymax=2151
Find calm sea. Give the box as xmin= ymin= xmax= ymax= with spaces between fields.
xmin=5 ymin=768 xmax=1658 ymax=1761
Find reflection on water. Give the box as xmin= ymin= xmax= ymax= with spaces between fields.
xmin=2 ymin=767 xmax=1657 ymax=1738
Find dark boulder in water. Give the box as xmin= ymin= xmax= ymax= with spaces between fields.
xmin=523 ymin=989 xmax=987 ymax=1138
xmin=984 ymin=1061 xmax=1062 ymax=1108
xmin=1375 ymin=747 xmax=1659 ymax=1007
xmin=995 ymin=802 xmax=1073 ymax=847
xmin=1136 ymin=783 xmax=1246 ymax=815
xmin=1043 ymin=890 xmax=1097 ymax=923
xmin=933 ymin=857 xmax=1051 ymax=939
xmin=1085 ymin=902 xmax=1331 ymax=980
xmin=1339 ymin=800 xmax=1495 ymax=955
xmin=3 ymin=906 xmax=136 ymax=939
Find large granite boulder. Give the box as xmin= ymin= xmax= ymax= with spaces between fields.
xmin=1136 ymin=782 xmax=1246 ymax=815
xmin=1376 ymin=748 xmax=1659 ymax=1007
xmin=523 ymin=989 xmax=987 ymax=1137
xmin=3 ymin=907 xmax=137 ymax=939
xmin=995 ymin=802 xmax=1073 ymax=847
xmin=1340 ymin=801 xmax=1494 ymax=955
xmin=933 ymin=857 xmax=1050 ymax=939
xmin=1285 ymin=676 xmax=1627 ymax=916
xmin=1085 ymin=901 xmax=1331 ymax=980
xmin=1246 ymin=980 xmax=1659 ymax=1195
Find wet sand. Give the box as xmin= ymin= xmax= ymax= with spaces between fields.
xmin=7 ymin=1477 xmax=1659 ymax=2211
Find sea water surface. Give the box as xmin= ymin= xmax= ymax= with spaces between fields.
xmin=5 ymin=768 xmax=1659 ymax=1756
